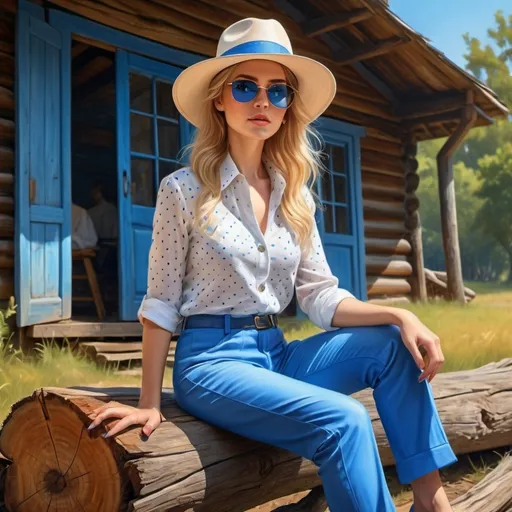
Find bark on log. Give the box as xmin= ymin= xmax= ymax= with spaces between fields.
xmin=452 ymin=453 xmax=512 ymax=512
xmin=1 ymin=359 xmax=511 ymax=511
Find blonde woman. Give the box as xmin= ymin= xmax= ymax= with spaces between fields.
xmin=88 ymin=18 xmax=457 ymax=512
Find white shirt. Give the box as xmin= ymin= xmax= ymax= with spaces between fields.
xmin=137 ymin=152 xmax=355 ymax=335
xmin=71 ymin=203 xmax=98 ymax=249
xmin=88 ymin=199 xmax=118 ymax=240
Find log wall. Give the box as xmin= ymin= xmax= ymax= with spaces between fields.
xmin=0 ymin=0 xmax=415 ymax=309
xmin=0 ymin=2 xmax=16 ymax=302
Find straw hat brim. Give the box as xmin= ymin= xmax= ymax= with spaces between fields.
xmin=172 ymin=53 xmax=337 ymax=128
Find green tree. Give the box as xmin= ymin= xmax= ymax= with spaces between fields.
xmin=473 ymin=144 xmax=512 ymax=281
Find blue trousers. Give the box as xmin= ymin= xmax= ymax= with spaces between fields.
xmin=172 ymin=320 xmax=457 ymax=511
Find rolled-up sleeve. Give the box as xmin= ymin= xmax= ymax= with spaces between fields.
xmin=295 ymin=187 xmax=356 ymax=331
xmin=137 ymin=175 xmax=190 ymax=333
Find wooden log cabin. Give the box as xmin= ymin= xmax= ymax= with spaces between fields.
xmin=1 ymin=0 xmax=508 ymax=342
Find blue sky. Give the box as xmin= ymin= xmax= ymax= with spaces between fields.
xmin=389 ymin=1 xmax=508 ymax=70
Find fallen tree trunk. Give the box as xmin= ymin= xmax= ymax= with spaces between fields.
xmin=452 ymin=453 xmax=512 ymax=511
xmin=0 ymin=359 xmax=511 ymax=511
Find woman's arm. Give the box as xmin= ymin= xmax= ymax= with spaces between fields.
xmin=331 ymin=298 xmax=444 ymax=383
xmin=138 ymin=319 xmax=173 ymax=410
xmin=330 ymin=297 xmax=407 ymax=329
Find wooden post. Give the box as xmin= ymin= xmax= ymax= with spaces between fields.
xmin=436 ymin=92 xmax=477 ymax=303
xmin=403 ymin=137 xmax=427 ymax=302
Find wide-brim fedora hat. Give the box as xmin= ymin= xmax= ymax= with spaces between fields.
xmin=172 ymin=17 xmax=337 ymax=129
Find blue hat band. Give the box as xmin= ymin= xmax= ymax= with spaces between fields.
xmin=221 ymin=40 xmax=291 ymax=57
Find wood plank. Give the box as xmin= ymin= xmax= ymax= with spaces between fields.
xmin=396 ymin=91 xmax=466 ymax=120
xmin=366 ymin=255 xmax=412 ymax=276
xmin=335 ymin=36 xmax=409 ymax=66
xmin=367 ymin=276 xmax=411 ymax=295
xmin=0 ymin=146 xmax=13 ymax=172
xmin=28 ymin=321 xmax=143 ymax=339
xmin=301 ymin=9 xmax=373 ymax=37
xmin=80 ymin=340 xmax=177 ymax=353
xmin=96 ymin=352 xmax=175 ymax=363
xmin=365 ymin=237 xmax=412 ymax=256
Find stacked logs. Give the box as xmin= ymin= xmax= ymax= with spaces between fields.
xmin=0 ymin=5 xmax=15 ymax=302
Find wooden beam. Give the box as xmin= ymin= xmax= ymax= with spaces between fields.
xmin=401 ymin=108 xmax=465 ymax=131
xmin=436 ymin=99 xmax=477 ymax=303
xmin=395 ymin=91 xmax=466 ymax=120
xmin=301 ymin=9 xmax=373 ymax=37
xmin=272 ymin=0 xmax=398 ymax=102
xmin=334 ymin=36 xmax=409 ymax=66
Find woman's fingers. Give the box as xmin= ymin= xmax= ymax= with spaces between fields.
xmin=88 ymin=407 xmax=133 ymax=430
xmin=142 ymin=410 xmax=163 ymax=437
xmin=419 ymin=336 xmax=443 ymax=383
xmin=103 ymin=414 xmax=142 ymax=438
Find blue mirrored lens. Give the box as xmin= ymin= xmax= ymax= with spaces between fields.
xmin=231 ymin=80 xmax=258 ymax=102
xmin=268 ymin=84 xmax=290 ymax=108
xmin=230 ymin=80 xmax=293 ymax=108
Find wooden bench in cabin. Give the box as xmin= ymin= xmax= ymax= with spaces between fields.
xmin=72 ymin=248 xmax=106 ymax=321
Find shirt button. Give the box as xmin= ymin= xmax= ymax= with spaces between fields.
xmin=258 ymin=283 xmax=266 ymax=292
xmin=258 ymin=244 xmax=266 ymax=253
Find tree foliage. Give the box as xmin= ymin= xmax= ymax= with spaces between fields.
xmin=418 ymin=10 xmax=511 ymax=281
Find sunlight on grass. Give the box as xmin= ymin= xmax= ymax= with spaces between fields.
xmin=1 ymin=281 xmax=510 ymax=427
xmin=280 ymin=281 xmax=512 ymax=373
xmin=0 ymin=338 xmax=172 ymax=423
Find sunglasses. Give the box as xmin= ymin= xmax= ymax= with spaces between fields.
xmin=226 ymin=79 xmax=296 ymax=109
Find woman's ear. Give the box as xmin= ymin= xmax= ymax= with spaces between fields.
xmin=214 ymin=97 xmax=225 ymax=112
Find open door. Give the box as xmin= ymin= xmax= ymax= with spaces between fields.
xmin=116 ymin=52 xmax=193 ymax=320
xmin=15 ymin=5 xmax=71 ymax=326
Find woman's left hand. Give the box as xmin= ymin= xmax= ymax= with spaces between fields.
xmin=396 ymin=310 xmax=445 ymax=383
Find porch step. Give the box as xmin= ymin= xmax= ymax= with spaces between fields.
xmin=79 ymin=340 xmax=177 ymax=366
xmin=28 ymin=321 xmax=143 ymax=339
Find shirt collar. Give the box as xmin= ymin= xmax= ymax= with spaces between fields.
xmin=220 ymin=152 xmax=287 ymax=199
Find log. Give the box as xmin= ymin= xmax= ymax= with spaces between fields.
xmin=2 ymin=360 xmax=511 ymax=511
xmin=366 ymin=276 xmax=411 ymax=295
xmin=452 ymin=453 xmax=512 ymax=512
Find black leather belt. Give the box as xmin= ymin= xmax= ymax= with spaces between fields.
xmin=182 ymin=313 xmax=278 ymax=331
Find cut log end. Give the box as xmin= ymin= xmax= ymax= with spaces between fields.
xmin=0 ymin=389 xmax=123 ymax=511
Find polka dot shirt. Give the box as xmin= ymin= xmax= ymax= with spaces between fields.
xmin=137 ymin=152 xmax=355 ymax=335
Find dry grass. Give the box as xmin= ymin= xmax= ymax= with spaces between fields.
xmin=0 ymin=339 xmax=173 ymax=423
xmin=280 ymin=280 xmax=512 ymax=373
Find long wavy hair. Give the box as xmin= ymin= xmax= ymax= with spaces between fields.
xmin=180 ymin=61 xmax=328 ymax=259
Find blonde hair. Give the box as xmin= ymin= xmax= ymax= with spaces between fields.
xmin=180 ymin=62 xmax=327 ymax=259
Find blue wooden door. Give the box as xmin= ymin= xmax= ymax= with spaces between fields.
xmin=15 ymin=6 xmax=72 ymax=326
xmin=116 ymin=52 xmax=193 ymax=320
xmin=315 ymin=119 xmax=367 ymax=300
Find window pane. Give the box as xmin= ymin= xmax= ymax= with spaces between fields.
xmin=335 ymin=206 xmax=350 ymax=234
xmin=324 ymin=204 xmax=334 ymax=233
xmin=156 ymin=80 xmax=177 ymax=119
xmin=333 ymin=174 xmax=347 ymax=204
xmin=158 ymin=160 xmax=180 ymax=184
xmin=332 ymin=145 xmax=346 ymax=173
xmin=320 ymin=170 xmax=332 ymax=202
xmin=131 ymin=159 xmax=155 ymax=206
xmin=130 ymin=73 xmax=152 ymax=113
xmin=131 ymin=113 xmax=153 ymax=155
xmin=157 ymin=120 xmax=179 ymax=159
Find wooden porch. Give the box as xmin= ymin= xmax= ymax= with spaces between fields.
xmin=26 ymin=320 xmax=178 ymax=367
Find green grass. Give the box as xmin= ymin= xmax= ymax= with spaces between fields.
xmin=281 ymin=280 xmax=512 ymax=373
xmin=1 ymin=280 xmax=511 ymax=423
xmin=0 ymin=339 xmax=172 ymax=423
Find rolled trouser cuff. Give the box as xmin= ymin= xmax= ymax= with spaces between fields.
xmin=395 ymin=443 xmax=458 ymax=484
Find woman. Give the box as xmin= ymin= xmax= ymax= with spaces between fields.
xmin=88 ymin=18 xmax=457 ymax=512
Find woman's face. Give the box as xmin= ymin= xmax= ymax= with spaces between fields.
xmin=215 ymin=59 xmax=289 ymax=141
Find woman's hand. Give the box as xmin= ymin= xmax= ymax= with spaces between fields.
xmin=395 ymin=310 xmax=445 ymax=383
xmin=87 ymin=401 xmax=165 ymax=438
